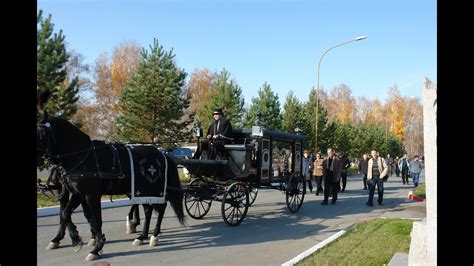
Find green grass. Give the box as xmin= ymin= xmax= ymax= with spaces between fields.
xmin=37 ymin=192 xmax=60 ymax=208
xmin=37 ymin=193 xmax=129 ymax=208
xmin=413 ymin=183 xmax=426 ymax=198
xmin=298 ymin=218 xmax=413 ymax=266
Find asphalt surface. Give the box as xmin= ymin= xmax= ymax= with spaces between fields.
xmin=37 ymin=172 xmax=425 ymax=265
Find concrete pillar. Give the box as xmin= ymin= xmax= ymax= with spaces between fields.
xmin=409 ymin=77 xmax=437 ymax=265
xmin=423 ymin=78 xmax=437 ymax=265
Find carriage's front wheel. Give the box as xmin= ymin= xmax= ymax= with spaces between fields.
xmin=184 ymin=178 xmax=212 ymax=219
xmin=221 ymin=182 xmax=249 ymax=226
xmin=248 ymin=186 xmax=258 ymax=207
xmin=286 ymin=173 xmax=305 ymax=213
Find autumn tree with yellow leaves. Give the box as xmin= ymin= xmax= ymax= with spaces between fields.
xmin=187 ymin=68 xmax=218 ymax=127
xmin=93 ymin=41 xmax=141 ymax=140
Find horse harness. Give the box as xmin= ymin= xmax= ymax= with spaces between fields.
xmin=38 ymin=121 xmax=129 ymax=180
xmin=37 ymin=120 xmax=183 ymax=196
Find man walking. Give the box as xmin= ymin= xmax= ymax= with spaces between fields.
xmin=386 ymin=154 xmax=393 ymax=176
xmin=339 ymin=153 xmax=350 ymax=192
xmin=302 ymin=150 xmax=314 ymax=193
xmin=398 ymin=154 xmax=410 ymax=185
xmin=366 ymin=149 xmax=388 ymax=207
xmin=358 ymin=154 xmax=369 ymax=190
xmin=321 ymin=148 xmax=342 ymax=205
xmin=410 ymin=155 xmax=423 ymax=188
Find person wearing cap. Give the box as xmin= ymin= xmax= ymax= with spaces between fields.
xmin=205 ymin=108 xmax=233 ymax=159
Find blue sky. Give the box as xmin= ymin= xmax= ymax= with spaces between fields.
xmin=38 ymin=0 xmax=436 ymax=107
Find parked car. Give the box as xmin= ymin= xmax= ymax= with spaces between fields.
xmin=167 ymin=147 xmax=193 ymax=159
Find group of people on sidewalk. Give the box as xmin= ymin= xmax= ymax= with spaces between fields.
xmin=198 ymin=107 xmax=424 ymax=208
xmin=302 ymin=148 xmax=424 ymax=207
xmin=358 ymin=153 xmax=424 ymax=189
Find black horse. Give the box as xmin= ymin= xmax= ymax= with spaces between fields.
xmin=39 ymin=165 xmax=142 ymax=251
xmin=37 ymin=113 xmax=185 ymax=261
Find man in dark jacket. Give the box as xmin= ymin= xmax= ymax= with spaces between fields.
xmin=339 ymin=153 xmax=351 ymax=192
xmin=205 ymin=108 xmax=233 ymax=159
xmin=302 ymin=150 xmax=314 ymax=193
xmin=358 ymin=154 xmax=369 ymax=189
xmin=321 ymin=148 xmax=343 ymax=205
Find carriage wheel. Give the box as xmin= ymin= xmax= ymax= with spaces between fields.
xmin=184 ymin=178 xmax=212 ymax=219
xmin=247 ymin=186 xmax=258 ymax=207
xmin=286 ymin=173 xmax=305 ymax=213
xmin=221 ymin=182 xmax=249 ymax=226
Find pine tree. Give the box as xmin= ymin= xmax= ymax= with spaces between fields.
xmin=303 ymin=88 xmax=330 ymax=153
xmin=116 ymin=39 xmax=192 ymax=149
xmin=202 ymin=69 xmax=245 ymax=128
xmin=37 ymin=10 xmax=79 ymax=119
xmin=243 ymin=82 xmax=282 ymax=130
xmin=282 ymin=90 xmax=304 ymax=134
xmin=332 ymin=121 xmax=351 ymax=155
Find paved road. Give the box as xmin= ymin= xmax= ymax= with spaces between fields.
xmin=37 ymin=172 xmax=425 ymax=265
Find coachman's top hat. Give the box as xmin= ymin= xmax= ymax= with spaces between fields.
xmin=212 ymin=108 xmax=223 ymax=115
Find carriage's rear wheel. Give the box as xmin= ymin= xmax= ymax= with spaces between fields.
xmin=184 ymin=178 xmax=212 ymax=219
xmin=248 ymin=186 xmax=258 ymax=207
xmin=286 ymin=173 xmax=305 ymax=213
xmin=221 ymin=182 xmax=249 ymax=226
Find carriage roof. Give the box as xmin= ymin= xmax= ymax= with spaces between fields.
xmin=232 ymin=128 xmax=304 ymax=141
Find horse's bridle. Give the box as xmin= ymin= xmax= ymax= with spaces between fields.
xmin=37 ymin=120 xmax=56 ymax=161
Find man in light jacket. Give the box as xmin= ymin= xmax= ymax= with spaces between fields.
xmin=366 ymin=149 xmax=388 ymax=207
xmin=409 ymin=155 xmax=423 ymax=188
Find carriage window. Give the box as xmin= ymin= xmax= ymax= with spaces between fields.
xmin=271 ymin=139 xmax=293 ymax=177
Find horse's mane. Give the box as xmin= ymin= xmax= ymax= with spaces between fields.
xmin=50 ymin=116 xmax=91 ymax=144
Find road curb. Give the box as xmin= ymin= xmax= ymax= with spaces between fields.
xmin=281 ymin=230 xmax=347 ymax=266
xmin=37 ymin=198 xmax=131 ymax=217
xmin=408 ymin=190 xmax=426 ymax=202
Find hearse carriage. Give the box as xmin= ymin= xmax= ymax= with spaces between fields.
xmin=174 ymin=125 xmax=306 ymax=226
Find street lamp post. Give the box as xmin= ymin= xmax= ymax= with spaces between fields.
xmin=314 ymin=35 xmax=367 ymax=154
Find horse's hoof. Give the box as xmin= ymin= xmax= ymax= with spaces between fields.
xmin=85 ymin=253 xmax=99 ymax=261
xmin=46 ymin=242 xmax=59 ymax=250
xmin=73 ymin=241 xmax=83 ymax=253
xmin=149 ymin=235 xmax=158 ymax=247
xmin=132 ymin=239 xmax=143 ymax=246
xmin=87 ymin=239 xmax=97 ymax=246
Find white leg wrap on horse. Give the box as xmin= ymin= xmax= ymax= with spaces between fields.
xmin=73 ymin=241 xmax=83 ymax=253
xmin=126 ymin=216 xmax=137 ymax=234
xmin=132 ymin=239 xmax=143 ymax=246
xmin=126 ymin=216 xmax=132 ymax=234
xmin=46 ymin=242 xmax=59 ymax=250
xmin=149 ymin=235 xmax=158 ymax=246
xmin=87 ymin=239 xmax=97 ymax=246
xmin=85 ymin=253 xmax=99 ymax=261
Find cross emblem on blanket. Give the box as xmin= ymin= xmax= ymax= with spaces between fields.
xmin=148 ymin=165 xmax=157 ymax=176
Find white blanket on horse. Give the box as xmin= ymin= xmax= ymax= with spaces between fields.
xmin=126 ymin=145 xmax=167 ymax=204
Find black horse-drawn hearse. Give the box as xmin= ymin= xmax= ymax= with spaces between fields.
xmin=175 ymin=125 xmax=306 ymax=226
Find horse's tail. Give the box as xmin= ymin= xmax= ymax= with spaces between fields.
xmin=167 ymin=156 xmax=186 ymax=225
